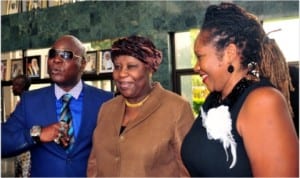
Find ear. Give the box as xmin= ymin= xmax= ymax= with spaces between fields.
xmin=224 ymin=43 xmax=238 ymax=63
xmin=80 ymin=57 xmax=87 ymax=71
xmin=145 ymin=63 xmax=154 ymax=73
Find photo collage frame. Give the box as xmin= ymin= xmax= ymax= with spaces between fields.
xmin=3 ymin=0 xmax=74 ymax=15
xmin=24 ymin=55 xmax=41 ymax=78
xmin=1 ymin=49 xmax=114 ymax=82
xmin=83 ymin=49 xmax=113 ymax=74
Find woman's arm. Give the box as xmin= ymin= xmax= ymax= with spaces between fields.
xmin=238 ymin=87 xmax=299 ymax=177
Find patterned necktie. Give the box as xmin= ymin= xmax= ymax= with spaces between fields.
xmin=60 ymin=94 xmax=74 ymax=152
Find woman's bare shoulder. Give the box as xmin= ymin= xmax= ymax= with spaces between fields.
xmin=244 ymin=86 xmax=286 ymax=109
xmin=237 ymin=86 xmax=291 ymax=137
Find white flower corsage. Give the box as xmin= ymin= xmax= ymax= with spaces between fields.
xmin=201 ymin=105 xmax=237 ymax=169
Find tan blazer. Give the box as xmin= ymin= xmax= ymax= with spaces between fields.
xmin=87 ymin=83 xmax=194 ymax=177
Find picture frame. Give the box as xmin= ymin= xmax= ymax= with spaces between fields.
xmin=6 ymin=0 xmax=21 ymax=15
xmin=10 ymin=58 xmax=23 ymax=80
xmin=21 ymin=0 xmax=49 ymax=12
xmin=48 ymin=0 xmax=73 ymax=7
xmin=99 ymin=49 xmax=113 ymax=73
xmin=84 ymin=51 xmax=97 ymax=74
xmin=24 ymin=55 xmax=41 ymax=78
xmin=43 ymin=54 xmax=49 ymax=79
xmin=1 ymin=60 xmax=7 ymax=81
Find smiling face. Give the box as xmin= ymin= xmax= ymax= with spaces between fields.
xmin=47 ymin=36 xmax=86 ymax=91
xmin=193 ymin=31 xmax=230 ymax=93
xmin=113 ymin=55 xmax=152 ymax=101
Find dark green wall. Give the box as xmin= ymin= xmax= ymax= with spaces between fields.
xmin=1 ymin=1 xmax=298 ymax=89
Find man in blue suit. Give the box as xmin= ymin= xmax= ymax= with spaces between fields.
xmin=1 ymin=35 xmax=113 ymax=177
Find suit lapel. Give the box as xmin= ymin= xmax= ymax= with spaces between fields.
xmin=111 ymin=96 xmax=126 ymax=135
xmin=124 ymin=86 xmax=162 ymax=134
xmin=44 ymin=85 xmax=58 ymax=124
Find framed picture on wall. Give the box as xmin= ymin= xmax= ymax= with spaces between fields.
xmin=24 ymin=55 xmax=41 ymax=78
xmin=11 ymin=58 xmax=23 ymax=79
xmin=43 ymin=54 xmax=49 ymax=79
xmin=99 ymin=49 xmax=113 ymax=73
xmin=1 ymin=60 xmax=7 ymax=81
xmin=48 ymin=0 xmax=73 ymax=7
xmin=6 ymin=0 xmax=21 ymax=14
xmin=84 ymin=51 xmax=97 ymax=74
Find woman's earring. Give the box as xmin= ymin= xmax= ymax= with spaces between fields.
xmin=227 ymin=65 xmax=234 ymax=73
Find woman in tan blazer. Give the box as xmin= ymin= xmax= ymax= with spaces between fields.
xmin=87 ymin=35 xmax=194 ymax=177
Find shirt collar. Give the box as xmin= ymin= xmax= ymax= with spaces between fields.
xmin=54 ymin=80 xmax=83 ymax=100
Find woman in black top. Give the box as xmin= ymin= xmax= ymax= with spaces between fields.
xmin=181 ymin=2 xmax=299 ymax=177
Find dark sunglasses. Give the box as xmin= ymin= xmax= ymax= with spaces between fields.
xmin=48 ymin=48 xmax=82 ymax=60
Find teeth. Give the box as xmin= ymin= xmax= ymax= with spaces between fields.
xmin=51 ymin=68 xmax=61 ymax=74
xmin=201 ymin=74 xmax=208 ymax=80
xmin=118 ymin=82 xmax=131 ymax=89
xmin=120 ymin=82 xmax=129 ymax=87
xmin=200 ymin=74 xmax=208 ymax=83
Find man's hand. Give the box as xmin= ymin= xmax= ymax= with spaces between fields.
xmin=39 ymin=122 xmax=70 ymax=147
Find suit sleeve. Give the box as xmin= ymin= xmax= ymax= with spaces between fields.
xmin=1 ymin=95 xmax=35 ymax=158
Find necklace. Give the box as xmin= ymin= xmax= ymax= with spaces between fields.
xmin=125 ymin=95 xmax=150 ymax=107
xmin=203 ymin=78 xmax=253 ymax=111
xmin=220 ymin=78 xmax=252 ymax=107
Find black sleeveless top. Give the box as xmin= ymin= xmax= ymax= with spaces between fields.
xmin=181 ymin=78 xmax=273 ymax=177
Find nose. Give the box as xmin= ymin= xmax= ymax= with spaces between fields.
xmin=193 ymin=60 xmax=201 ymax=73
xmin=49 ymin=55 xmax=64 ymax=63
xmin=113 ymin=65 xmax=129 ymax=78
xmin=118 ymin=67 xmax=128 ymax=77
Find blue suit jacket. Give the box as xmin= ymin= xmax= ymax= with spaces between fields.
xmin=1 ymin=83 xmax=113 ymax=177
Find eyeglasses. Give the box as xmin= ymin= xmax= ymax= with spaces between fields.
xmin=48 ymin=48 xmax=82 ymax=61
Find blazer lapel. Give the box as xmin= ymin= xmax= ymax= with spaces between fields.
xmin=111 ymin=97 xmax=126 ymax=135
xmin=43 ymin=85 xmax=58 ymax=125
xmin=124 ymin=92 xmax=161 ymax=134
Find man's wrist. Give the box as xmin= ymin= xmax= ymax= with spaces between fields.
xmin=30 ymin=125 xmax=42 ymax=144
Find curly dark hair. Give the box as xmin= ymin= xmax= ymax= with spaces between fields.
xmin=201 ymin=2 xmax=265 ymax=68
xmin=201 ymin=2 xmax=294 ymax=116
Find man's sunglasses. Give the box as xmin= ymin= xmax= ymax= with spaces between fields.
xmin=48 ymin=48 xmax=82 ymax=60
